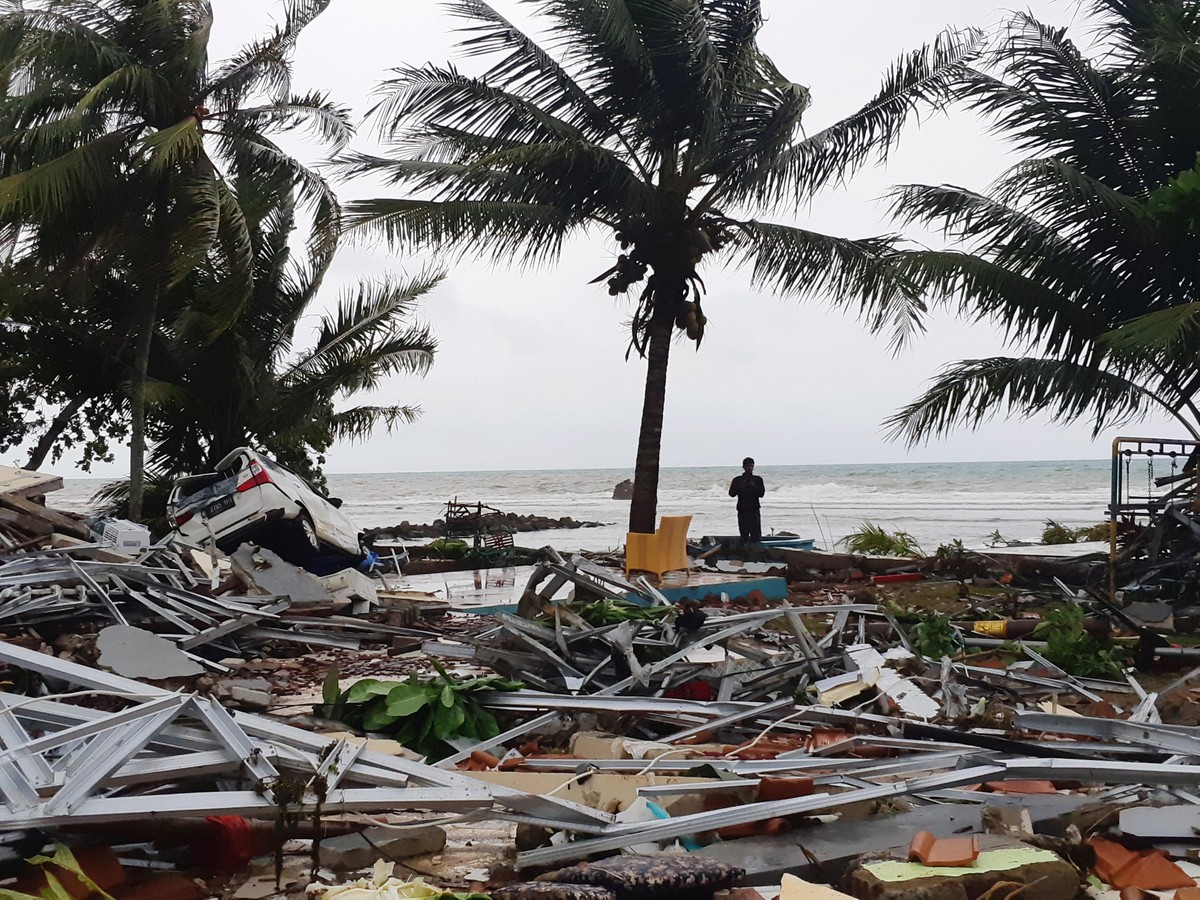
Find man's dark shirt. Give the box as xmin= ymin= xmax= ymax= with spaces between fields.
xmin=729 ymin=474 xmax=765 ymax=510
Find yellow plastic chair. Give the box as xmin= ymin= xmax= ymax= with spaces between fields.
xmin=625 ymin=514 xmax=692 ymax=577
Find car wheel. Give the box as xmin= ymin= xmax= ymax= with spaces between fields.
xmin=295 ymin=511 xmax=320 ymax=556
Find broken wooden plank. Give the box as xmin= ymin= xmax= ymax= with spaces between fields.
xmin=0 ymin=466 xmax=63 ymax=500
xmin=0 ymin=494 xmax=90 ymax=539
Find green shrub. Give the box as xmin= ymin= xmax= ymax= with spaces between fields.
xmin=425 ymin=538 xmax=471 ymax=559
xmin=316 ymin=663 xmax=523 ymax=760
xmin=838 ymin=521 xmax=922 ymax=557
xmin=1042 ymin=520 xmax=1112 ymax=544
xmin=1033 ymin=605 xmax=1124 ymax=678
xmin=911 ymin=613 xmax=958 ymax=659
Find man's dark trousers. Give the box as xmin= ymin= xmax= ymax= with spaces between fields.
xmin=738 ymin=508 xmax=761 ymax=542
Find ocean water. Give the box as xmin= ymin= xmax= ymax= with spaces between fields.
xmin=54 ymin=459 xmax=1121 ymax=553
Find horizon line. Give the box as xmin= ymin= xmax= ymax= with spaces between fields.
xmin=55 ymin=456 xmax=1112 ymax=480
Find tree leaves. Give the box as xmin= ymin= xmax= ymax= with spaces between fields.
xmin=885 ymin=2 xmax=1200 ymax=445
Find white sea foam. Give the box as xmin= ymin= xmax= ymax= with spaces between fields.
xmin=56 ymin=458 xmax=1121 ymax=553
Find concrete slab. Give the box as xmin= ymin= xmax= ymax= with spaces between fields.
xmin=230 ymin=545 xmax=337 ymax=605
xmin=96 ymin=626 xmax=204 ymax=680
xmin=1119 ymin=805 xmax=1200 ymax=839
xmin=319 ymin=824 xmax=446 ymax=870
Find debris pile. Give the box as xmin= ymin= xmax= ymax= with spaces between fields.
xmin=6 ymin=464 xmax=1200 ymax=899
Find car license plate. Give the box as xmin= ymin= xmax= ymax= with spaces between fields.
xmin=205 ymin=495 xmax=235 ymax=518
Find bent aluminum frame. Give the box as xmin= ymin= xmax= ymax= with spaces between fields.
xmin=0 ymin=639 xmax=611 ymax=830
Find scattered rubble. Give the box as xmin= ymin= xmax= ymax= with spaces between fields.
xmin=6 ymin=461 xmax=1200 ymax=900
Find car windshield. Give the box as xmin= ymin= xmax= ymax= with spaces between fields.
xmin=170 ymin=454 xmax=248 ymax=509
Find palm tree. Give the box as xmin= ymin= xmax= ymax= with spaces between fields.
xmin=884 ymin=1 xmax=1200 ymax=445
xmin=0 ymin=0 xmax=350 ymax=519
xmin=149 ymin=177 xmax=440 ymax=489
xmin=341 ymin=0 xmax=981 ymax=533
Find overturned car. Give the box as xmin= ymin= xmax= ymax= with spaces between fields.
xmin=166 ymin=447 xmax=366 ymax=566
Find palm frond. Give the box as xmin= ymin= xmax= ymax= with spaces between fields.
xmin=138 ymin=115 xmax=202 ymax=177
xmin=0 ymin=129 xmax=124 ymax=221
xmin=958 ymin=14 xmax=1151 ymax=193
xmin=327 ymin=404 xmax=423 ymax=442
xmin=696 ymin=78 xmax=811 ymax=210
xmin=202 ymin=0 xmax=334 ymax=108
xmin=729 ymin=220 xmax=925 ymax=351
xmin=215 ymin=92 xmax=353 ymax=152
xmin=164 ymin=173 xmax=220 ymax=290
xmin=369 ymin=64 xmax=591 ymax=150
xmin=342 ymin=198 xmax=586 ymax=266
xmin=444 ymin=0 xmax=626 ymax=147
xmin=1102 ymin=303 xmax=1200 ymax=356
xmin=73 ymin=63 xmax=170 ymax=118
xmin=753 ymin=28 xmax=982 ymax=203
xmin=886 ymin=249 xmax=1098 ymax=358
xmin=884 ymin=356 xmax=1169 ymax=445
xmin=283 ymin=270 xmax=441 ymax=387
xmin=530 ymin=0 xmax=654 ymax=125
xmin=213 ymin=128 xmax=340 ymax=242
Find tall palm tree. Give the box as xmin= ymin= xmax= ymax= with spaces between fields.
xmin=341 ymin=0 xmax=981 ymax=533
xmin=0 ymin=0 xmax=350 ymax=519
xmin=884 ymin=1 xmax=1200 ymax=445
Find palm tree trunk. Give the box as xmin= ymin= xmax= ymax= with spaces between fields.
xmin=128 ymin=291 xmax=158 ymax=522
xmin=629 ymin=310 xmax=674 ymax=534
xmin=25 ymin=395 xmax=87 ymax=471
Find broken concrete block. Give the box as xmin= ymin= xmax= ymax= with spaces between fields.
xmin=318 ymin=824 xmax=446 ymax=870
xmin=980 ymin=805 xmax=1033 ymax=838
xmin=844 ymin=845 xmax=1077 ymax=899
xmin=1124 ymin=600 xmax=1173 ymax=631
xmin=96 ymin=626 xmax=204 ymax=680
xmin=215 ymin=677 xmax=272 ymax=709
xmin=319 ymin=567 xmax=378 ymax=607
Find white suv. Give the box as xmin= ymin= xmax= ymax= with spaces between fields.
xmin=166 ymin=448 xmax=364 ymax=563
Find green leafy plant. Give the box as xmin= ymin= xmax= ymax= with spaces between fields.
xmin=1078 ymin=522 xmax=1111 ymax=542
xmin=1041 ymin=520 xmax=1078 ymax=544
xmin=424 ymin=538 xmax=471 ymax=559
xmin=934 ymin=538 xmax=979 ymax=580
xmin=1042 ymin=520 xmax=1111 ymax=544
xmin=316 ymin=664 xmax=522 ymax=760
xmin=910 ymin=612 xmax=958 ymax=659
xmin=1033 ymin=605 xmax=1125 ymax=678
xmin=838 ymin=522 xmax=923 ymax=557
xmin=2 ymin=844 xmax=114 ymax=900
xmin=548 ymin=599 xmax=673 ymax=628
xmin=985 ymin=529 xmax=1013 ymax=548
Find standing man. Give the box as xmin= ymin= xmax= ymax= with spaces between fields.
xmin=729 ymin=457 xmax=765 ymax=544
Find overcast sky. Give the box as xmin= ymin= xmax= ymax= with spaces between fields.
xmin=34 ymin=0 xmax=1180 ymax=478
